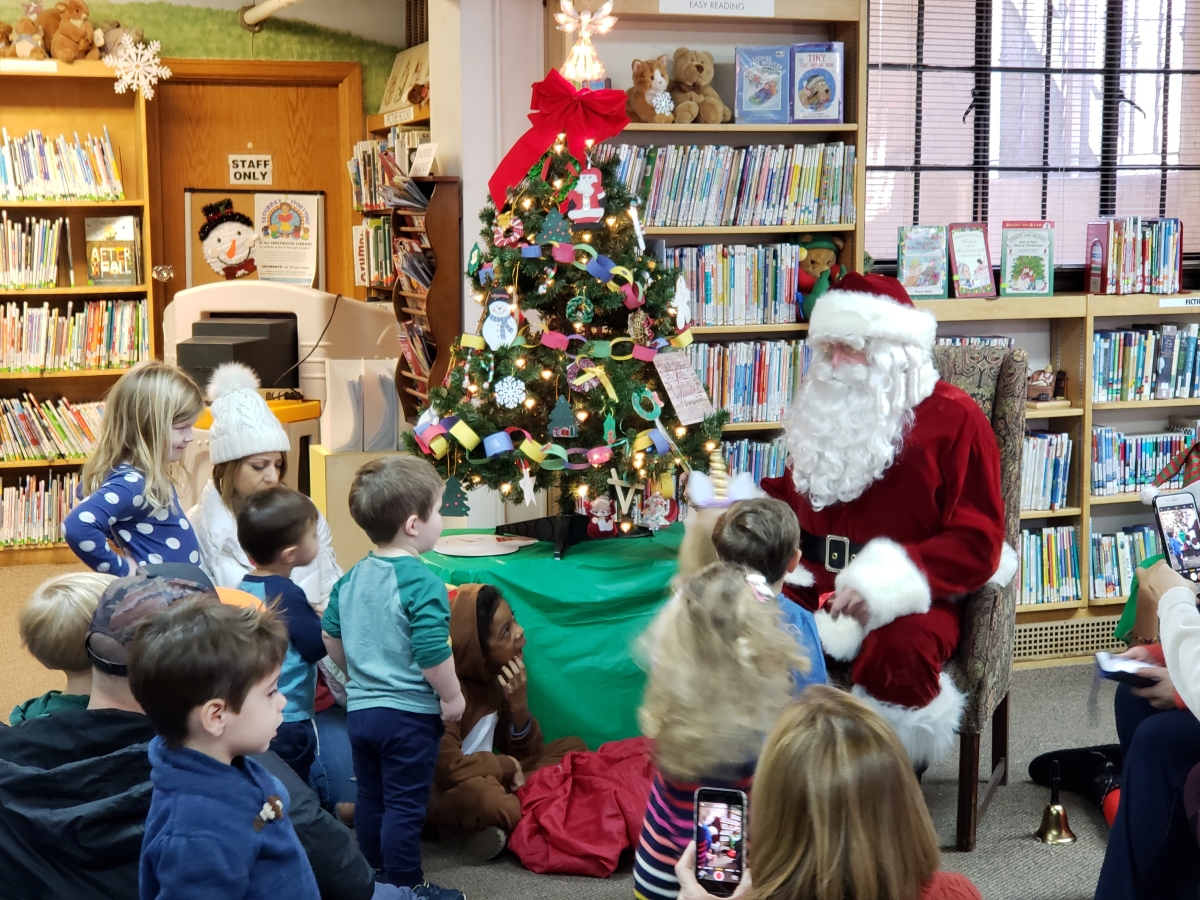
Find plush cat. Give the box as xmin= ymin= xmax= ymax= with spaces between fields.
xmin=626 ymin=55 xmax=674 ymax=124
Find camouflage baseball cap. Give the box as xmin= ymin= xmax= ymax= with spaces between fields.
xmin=86 ymin=564 xmax=216 ymax=676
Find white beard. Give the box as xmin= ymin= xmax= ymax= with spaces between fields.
xmin=785 ymin=351 xmax=915 ymax=511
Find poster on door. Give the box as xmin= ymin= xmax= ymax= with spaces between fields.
xmin=184 ymin=189 xmax=325 ymax=290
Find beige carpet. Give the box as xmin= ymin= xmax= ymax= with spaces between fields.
xmin=0 ymin=563 xmax=88 ymax=718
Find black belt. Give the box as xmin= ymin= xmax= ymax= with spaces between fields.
xmin=800 ymin=529 xmax=864 ymax=573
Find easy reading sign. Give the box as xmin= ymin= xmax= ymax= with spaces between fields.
xmin=228 ymin=155 xmax=273 ymax=185
xmin=658 ymin=0 xmax=775 ymax=14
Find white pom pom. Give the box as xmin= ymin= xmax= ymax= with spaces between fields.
xmin=1140 ymin=483 xmax=1161 ymax=505
xmin=207 ymin=362 xmax=260 ymax=401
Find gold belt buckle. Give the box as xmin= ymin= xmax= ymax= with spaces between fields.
xmin=825 ymin=535 xmax=850 ymax=573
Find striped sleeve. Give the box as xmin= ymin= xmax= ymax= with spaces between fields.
xmin=633 ymin=774 xmax=695 ymax=900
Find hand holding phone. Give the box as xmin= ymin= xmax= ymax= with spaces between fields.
xmin=1152 ymin=492 xmax=1200 ymax=583
xmin=694 ymin=788 xmax=747 ymax=898
xmin=1096 ymin=651 xmax=1157 ymax=689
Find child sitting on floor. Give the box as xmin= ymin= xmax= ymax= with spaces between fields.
xmin=237 ymin=486 xmax=326 ymax=783
xmin=426 ymin=583 xmax=586 ymax=861
xmin=11 ymin=572 xmax=115 ymax=724
xmin=711 ymin=497 xmax=827 ymax=690
xmin=633 ymin=562 xmax=801 ymax=900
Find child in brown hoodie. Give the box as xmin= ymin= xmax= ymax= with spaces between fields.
xmin=427 ymin=583 xmax=586 ymax=859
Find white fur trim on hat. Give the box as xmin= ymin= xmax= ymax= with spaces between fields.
xmin=853 ymin=672 xmax=966 ymax=769
xmin=834 ymin=537 xmax=932 ymax=631
xmin=206 ymin=363 xmax=291 ymax=465
xmin=808 ymin=288 xmax=938 ymax=351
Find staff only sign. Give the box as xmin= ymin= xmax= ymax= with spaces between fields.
xmin=228 ymin=155 xmax=273 ymax=185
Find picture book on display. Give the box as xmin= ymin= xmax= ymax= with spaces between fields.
xmin=1000 ymin=221 xmax=1054 ymax=297
xmin=948 ymin=223 xmax=996 ymax=298
xmin=84 ymin=216 xmax=141 ymax=287
xmin=897 ymin=225 xmax=949 ymax=299
xmin=1086 ymin=217 xmax=1183 ymax=295
xmin=735 ymin=47 xmax=790 ymax=125
xmin=791 ymin=42 xmax=843 ymax=124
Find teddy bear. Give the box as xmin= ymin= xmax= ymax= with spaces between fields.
xmin=46 ymin=0 xmax=100 ymax=64
xmin=95 ymin=20 xmax=143 ymax=58
xmin=626 ymin=55 xmax=674 ymax=124
xmin=5 ymin=15 xmax=46 ymax=59
xmin=0 ymin=22 xmax=12 ymax=54
xmin=797 ymin=234 xmax=845 ymax=319
xmin=668 ymin=47 xmax=731 ymax=125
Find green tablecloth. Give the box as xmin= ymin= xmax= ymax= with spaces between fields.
xmin=422 ymin=524 xmax=683 ymax=749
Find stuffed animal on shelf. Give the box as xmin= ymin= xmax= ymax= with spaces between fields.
xmin=626 ymin=55 xmax=674 ymax=124
xmin=46 ymin=0 xmax=100 ymax=64
xmin=95 ymin=19 xmax=142 ymax=58
xmin=6 ymin=15 xmax=46 ymax=59
xmin=586 ymin=495 xmax=617 ymax=538
xmin=668 ymin=47 xmax=731 ymax=125
xmin=0 ymin=22 xmax=12 ymax=55
xmin=798 ymin=234 xmax=845 ymax=320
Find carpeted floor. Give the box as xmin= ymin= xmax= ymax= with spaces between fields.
xmin=0 ymin=567 xmax=1116 ymax=900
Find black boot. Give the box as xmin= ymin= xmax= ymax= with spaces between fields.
xmin=1028 ymin=745 xmax=1121 ymax=807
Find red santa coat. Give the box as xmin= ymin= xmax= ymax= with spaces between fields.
xmin=762 ymin=380 xmax=1005 ymax=666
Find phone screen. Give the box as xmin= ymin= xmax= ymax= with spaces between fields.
xmin=1155 ymin=494 xmax=1200 ymax=582
xmin=695 ymin=791 xmax=745 ymax=895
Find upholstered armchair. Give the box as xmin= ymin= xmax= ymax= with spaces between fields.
xmin=934 ymin=344 xmax=1027 ymax=851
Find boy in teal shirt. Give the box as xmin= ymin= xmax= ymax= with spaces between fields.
xmin=321 ymin=456 xmax=465 ymax=900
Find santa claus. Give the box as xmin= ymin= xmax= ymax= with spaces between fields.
xmin=761 ymin=272 xmax=1016 ymax=769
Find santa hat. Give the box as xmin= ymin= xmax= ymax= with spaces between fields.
xmin=1141 ymin=439 xmax=1200 ymax=504
xmin=199 ymin=199 xmax=253 ymax=242
xmin=206 ymin=363 xmax=290 ymax=465
xmin=807 ymin=272 xmax=940 ymax=407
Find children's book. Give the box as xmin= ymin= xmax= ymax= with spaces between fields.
xmin=84 ymin=216 xmax=141 ymax=287
xmin=791 ymin=42 xmax=844 ymax=124
xmin=1000 ymin=221 xmax=1054 ymax=297
xmin=948 ymin=223 xmax=996 ymax=298
xmin=897 ymin=225 xmax=949 ymax=299
xmin=735 ymin=46 xmax=790 ymax=125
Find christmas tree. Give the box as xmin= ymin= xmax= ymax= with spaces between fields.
xmin=441 ymin=476 xmax=471 ymax=517
xmin=405 ymin=76 xmax=725 ymax=512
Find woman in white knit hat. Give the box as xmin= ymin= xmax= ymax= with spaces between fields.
xmin=187 ymin=362 xmax=341 ymax=606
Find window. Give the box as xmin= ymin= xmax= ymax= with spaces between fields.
xmin=865 ymin=0 xmax=1200 ymax=267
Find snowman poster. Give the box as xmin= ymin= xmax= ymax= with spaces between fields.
xmin=199 ymin=199 xmax=257 ymax=280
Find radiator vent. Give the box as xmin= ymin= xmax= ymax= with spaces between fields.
xmin=1015 ymin=615 xmax=1125 ymax=661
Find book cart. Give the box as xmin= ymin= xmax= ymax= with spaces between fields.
xmin=0 ymin=60 xmax=156 ymax=565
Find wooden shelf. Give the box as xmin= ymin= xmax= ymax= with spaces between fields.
xmin=1089 ymin=494 xmax=1144 ymax=505
xmin=691 ymin=323 xmax=808 ymax=337
xmin=365 ymin=103 xmax=431 ymax=135
xmin=1092 ymin=398 xmax=1200 ymax=410
xmin=0 ymin=368 xmax=129 ymax=380
xmin=644 ymin=224 xmax=853 ymax=236
xmin=1020 ymin=506 xmax=1082 ymax=520
xmin=1090 ymin=596 xmax=1130 ymax=606
xmin=0 ymin=458 xmax=86 ymax=469
xmin=1017 ymin=600 xmax=1087 ymax=613
xmin=609 ymin=0 xmax=861 ymax=24
xmin=0 ymin=199 xmax=144 ymax=209
xmin=622 ymin=123 xmax=859 ymax=133
xmin=1091 ymin=293 xmax=1200 ymax=317
xmin=0 ymin=542 xmax=77 ymax=566
xmin=0 ymin=285 xmax=147 ymax=297
xmin=1026 ymin=406 xmax=1084 ymax=419
xmin=915 ymin=295 xmax=1088 ymax=321
xmin=722 ymin=421 xmax=783 ymax=433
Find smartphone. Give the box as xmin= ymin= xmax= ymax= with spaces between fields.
xmin=1095 ymin=651 xmax=1157 ymax=689
xmin=1153 ymin=492 xmax=1200 ymax=583
xmin=694 ymin=787 xmax=747 ymax=898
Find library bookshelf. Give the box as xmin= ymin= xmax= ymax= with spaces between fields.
xmin=545 ymin=0 xmax=868 ymax=445
xmin=0 ymin=60 xmax=155 ymax=565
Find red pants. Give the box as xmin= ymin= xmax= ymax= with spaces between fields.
xmin=850 ymin=599 xmax=961 ymax=708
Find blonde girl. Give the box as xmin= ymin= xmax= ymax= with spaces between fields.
xmin=633 ymin=562 xmax=799 ymax=900
xmin=673 ymin=686 xmax=982 ymax=900
xmin=65 ymin=362 xmax=206 ymax=575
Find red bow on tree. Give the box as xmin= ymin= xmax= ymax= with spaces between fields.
xmin=488 ymin=69 xmax=630 ymax=209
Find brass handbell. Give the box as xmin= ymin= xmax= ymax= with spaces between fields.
xmin=1035 ymin=760 xmax=1077 ymax=844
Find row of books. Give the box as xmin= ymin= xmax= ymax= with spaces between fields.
xmin=397 ymin=319 xmax=434 ymax=380
xmin=597 ymin=142 xmax=856 ymax=228
xmin=1091 ymin=324 xmax=1200 ymax=403
xmin=0 ymin=396 xmax=104 ymax=462
xmin=0 ymin=215 xmax=70 ymax=291
xmin=352 ymin=217 xmax=395 ymax=289
xmin=0 ymin=472 xmax=81 ymax=548
xmin=0 ymin=299 xmax=149 ymax=373
xmin=936 ymin=335 xmax=1015 ymax=348
xmin=1085 ymin=217 xmax=1183 ymax=295
xmin=1021 ymin=431 xmax=1073 ymax=511
xmin=1091 ymin=526 xmax=1162 ymax=600
xmin=1017 ymin=525 xmax=1083 ymax=605
xmin=722 ymin=437 xmax=789 ymax=485
xmin=687 ymin=340 xmax=808 ymax=424
xmin=385 ymin=128 xmax=432 ymax=176
xmin=668 ymin=244 xmax=803 ymax=327
xmin=1090 ymin=427 xmax=1196 ymax=496
xmin=347 ymin=140 xmax=431 ymax=213
xmin=0 ymin=128 xmax=124 ymax=202
xmin=897 ymin=221 xmax=1054 ymax=300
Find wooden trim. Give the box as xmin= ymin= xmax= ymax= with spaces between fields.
xmin=160 ymin=59 xmax=362 ymax=85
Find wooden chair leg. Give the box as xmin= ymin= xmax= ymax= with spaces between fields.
xmin=992 ymin=692 xmax=1010 ymax=787
xmin=957 ymin=732 xmax=980 ymax=852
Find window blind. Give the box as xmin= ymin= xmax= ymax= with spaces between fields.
xmin=866 ymin=0 xmax=1200 ymax=266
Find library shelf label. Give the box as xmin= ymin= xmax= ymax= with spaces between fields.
xmin=659 ymin=0 xmax=775 ymax=15
xmin=228 ymin=155 xmax=273 ymax=185
xmin=384 ymin=107 xmax=419 ymax=126
xmin=1160 ymin=296 xmax=1200 ymax=308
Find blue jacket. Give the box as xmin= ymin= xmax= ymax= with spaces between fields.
xmin=140 ymin=737 xmax=320 ymax=900
xmin=778 ymin=594 xmax=828 ymax=690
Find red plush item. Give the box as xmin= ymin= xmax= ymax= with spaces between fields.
xmin=508 ymin=737 xmax=654 ymax=877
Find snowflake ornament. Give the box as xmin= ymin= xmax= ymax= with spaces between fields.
xmin=494 ymin=375 xmax=527 ymax=410
xmin=104 ymin=36 xmax=172 ymax=100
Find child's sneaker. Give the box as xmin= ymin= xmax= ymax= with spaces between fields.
xmin=412 ymin=881 xmax=466 ymax=900
xmin=439 ymin=824 xmax=507 ymax=861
